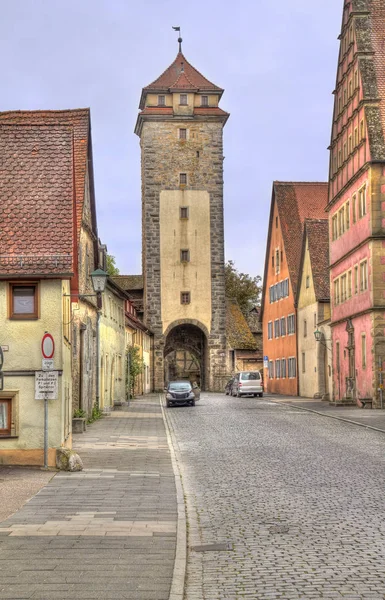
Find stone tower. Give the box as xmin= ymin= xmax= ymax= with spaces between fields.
xmin=135 ymin=44 xmax=229 ymax=391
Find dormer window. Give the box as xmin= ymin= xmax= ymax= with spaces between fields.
xmin=180 ymin=94 xmax=187 ymax=105
xmin=158 ymin=95 xmax=165 ymax=106
xmin=201 ymin=95 xmax=208 ymax=107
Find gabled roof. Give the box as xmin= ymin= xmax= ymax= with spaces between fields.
xmin=111 ymin=275 xmax=144 ymax=291
xmin=0 ymin=123 xmax=74 ymax=276
xmin=140 ymin=52 xmax=223 ymax=108
xmin=0 ymin=110 xmax=95 ymax=246
xmin=260 ymin=182 xmax=328 ymax=319
xmin=297 ymin=219 xmax=330 ymax=305
xmin=226 ymin=299 xmax=257 ymax=350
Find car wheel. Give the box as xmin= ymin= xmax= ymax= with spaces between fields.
xmin=237 ymin=391 xmax=242 ymax=398
xmin=259 ymin=393 xmax=263 ymax=398
xmin=166 ymin=401 xmax=171 ymax=407
xmin=191 ymin=399 xmax=196 ymax=406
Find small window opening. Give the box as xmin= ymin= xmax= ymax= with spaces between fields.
xmin=181 ymin=291 xmax=191 ymax=305
xmin=180 ymin=249 xmax=190 ymax=263
xmin=179 ymin=173 xmax=187 ymax=185
xmin=179 ymin=128 xmax=187 ymax=140
xmin=201 ymin=95 xmax=208 ymax=106
xmin=158 ymin=95 xmax=165 ymax=106
xmin=180 ymin=94 xmax=187 ymax=105
xmin=180 ymin=207 xmax=189 ymax=219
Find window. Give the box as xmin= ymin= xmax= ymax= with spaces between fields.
xmin=272 ymin=255 xmax=275 ymax=269
xmin=274 ymin=319 xmax=280 ymax=338
xmin=275 ymin=249 xmax=280 ymax=274
xmin=288 ymin=357 xmax=296 ymax=378
xmin=354 ymin=127 xmax=358 ymax=147
xmin=287 ymin=314 xmax=295 ymax=335
xmin=358 ymin=186 xmax=366 ymax=218
xmin=180 ymin=94 xmax=187 ymax=105
xmin=181 ymin=291 xmax=190 ymax=305
xmin=201 ymin=95 xmax=208 ymax=106
xmin=304 ymin=320 xmax=307 ymax=338
xmin=158 ymin=95 xmax=165 ymax=106
xmin=302 ymin=352 xmax=306 ymax=373
xmin=341 ymin=274 xmax=347 ymax=302
xmin=334 ymin=279 xmax=340 ymax=305
xmin=336 ymin=341 xmax=340 ymax=373
xmin=180 ymin=249 xmax=190 ymax=263
xmin=338 ymin=149 xmax=342 ymax=167
xmin=349 ymin=80 xmax=352 ymax=97
xmin=360 ymin=119 xmax=365 ymax=140
xmin=348 ymin=270 xmax=352 ymax=298
xmin=362 ymin=334 xmax=367 ymax=368
xmin=10 ymin=283 xmax=38 ymax=319
xmin=180 ymin=206 xmax=189 ymax=219
xmin=354 ymin=265 xmax=359 ymax=294
xmin=354 ymin=70 xmax=358 ymax=89
xmin=275 ymin=360 xmax=281 ymax=379
xmin=351 ymin=194 xmax=356 ymax=224
xmin=346 ymin=200 xmax=350 ymax=230
xmin=267 ymin=321 xmax=273 ymax=340
xmin=306 ymin=276 xmax=310 ymax=289
xmin=268 ymin=361 xmax=274 ymax=379
xmin=0 ymin=399 xmax=11 ymax=436
xmin=280 ymin=317 xmax=286 ymax=336
xmin=179 ymin=128 xmax=187 ymax=140
xmin=348 ymin=135 xmax=352 ymax=154
xmin=281 ymin=359 xmax=287 ymax=378
xmin=179 ymin=173 xmax=187 ymax=185
xmin=343 ymin=142 xmax=347 ymax=161
xmin=332 ymin=215 xmax=338 ymax=241
xmin=339 ymin=207 xmax=345 ymax=236
xmin=360 ymin=260 xmax=368 ymax=291
xmin=275 ymin=216 xmax=278 ymax=228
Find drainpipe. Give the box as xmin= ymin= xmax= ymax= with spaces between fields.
xmin=95 ymin=294 xmax=102 ymax=409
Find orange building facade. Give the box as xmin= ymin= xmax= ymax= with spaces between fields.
xmin=261 ymin=182 xmax=328 ymax=396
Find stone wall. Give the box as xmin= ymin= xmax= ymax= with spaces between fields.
xmin=140 ymin=118 xmax=227 ymax=390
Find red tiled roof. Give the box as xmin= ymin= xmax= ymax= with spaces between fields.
xmin=139 ymin=107 xmax=174 ymax=116
xmin=140 ymin=52 xmax=223 ymax=108
xmin=305 ymin=219 xmax=330 ymax=301
xmin=0 ymin=124 xmax=74 ymax=276
xmin=112 ymin=275 xmax=144 ymax=291
xmin=226 ymin=299 xmax=257 ymax=350
xmin=274 ymin=182 xmax=328 ymax=296
xmin=0 ymin=110 xmax=91 ymax=246
xmin=194 ymin=107 xmax=229 ymax=117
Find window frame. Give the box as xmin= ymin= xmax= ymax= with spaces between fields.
xmin=0 ymin=391 xmax=18 ymax=437
xmin=361 ymin=334 xmax=367 ymax=369
xmin=180 ymin=291 xmax=191 ymax=305
xmin=180 ymin=249 xmax=190 ymax=263
xmin=179 ymin=173 xmax=187 ymax=185
xmin=180 ymin=94 xmax=188 ymax=105
xmin=179 ymin=128 xmax=187 ymax=140
xmin=201 ymin=95 xmax=209 ymax=106
xmin=9 ymin=282 xmax=39 ymax=320
xmin=158 ymin=95 xmax=166 ymax=106
xmin=180 ymin=206 xmax=189 ymax=219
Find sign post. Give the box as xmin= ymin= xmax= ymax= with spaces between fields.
xmin=37 ymin=334 xmax=56 ymax=468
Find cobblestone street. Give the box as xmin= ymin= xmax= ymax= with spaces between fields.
xmin=165 ymin=392 xmax=385 ymax=600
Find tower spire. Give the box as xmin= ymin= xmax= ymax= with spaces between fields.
xmin=172 ymin=26 xmax=182 ymax=52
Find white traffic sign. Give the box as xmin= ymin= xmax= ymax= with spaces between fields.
xmin=35 ymin=371 xmax=58 ymax=400
xmin=42 ymin=359 xmax=54 ymax=371
xmin=41 ymin=333 xmax=55 ymax=359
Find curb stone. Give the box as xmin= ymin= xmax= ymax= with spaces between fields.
xmin=269 ymin=397 xmax=385 ymax=434
xmin=160 ymin=394 xmax=187 ymax=600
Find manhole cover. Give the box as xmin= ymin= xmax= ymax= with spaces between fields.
xmin=191 ymin=542 xmax=233 ymax=552
xmin=269 ymin=525 xmax=289 ymax=534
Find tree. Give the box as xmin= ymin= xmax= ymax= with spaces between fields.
xmin=225 ymin=260 xmax=262 ymax=315
xmin=126 ymin=345 xmax=144 ymax=398
xmin=106 ymin=254 xmax=120 ymax=276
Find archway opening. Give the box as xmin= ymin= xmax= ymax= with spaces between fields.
xmin=164 ymin=324 xmax=208 ymax=390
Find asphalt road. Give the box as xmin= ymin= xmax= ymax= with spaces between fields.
xmin=164 ymin=392 xmax=385 ymax=600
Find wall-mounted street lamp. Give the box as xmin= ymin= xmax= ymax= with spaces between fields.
xmin=90 ymin=269 xmax=108 ymax=294
xmin=314 ymin=328 xmax=332 ymax=350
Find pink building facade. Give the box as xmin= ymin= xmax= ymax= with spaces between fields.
xmin=327 ymin=1 xmax=385 ymax=407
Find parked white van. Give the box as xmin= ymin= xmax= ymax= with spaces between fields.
xmin=231 ymin=371 xmax=263 ymax=398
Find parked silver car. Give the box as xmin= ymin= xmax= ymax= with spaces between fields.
xmin=231 ymin=371 xmax=263 ymax=398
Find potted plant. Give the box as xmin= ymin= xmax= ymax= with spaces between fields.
xmin=72 ymin=408 xmax=87 ymax=433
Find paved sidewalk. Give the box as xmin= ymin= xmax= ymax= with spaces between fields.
xmin=0 ymin=395 xmax=177 ymax=600
xmin=269 ymin=394 xmax=385 ymax=432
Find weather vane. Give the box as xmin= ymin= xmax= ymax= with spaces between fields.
xmin=172 ymin=26 xmax=183 ymax=52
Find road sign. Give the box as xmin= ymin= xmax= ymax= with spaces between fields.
xmin=263 ymin=355 xmax=268 ymax=368
xmin=41 ymin=333 xmax=55 ymax=359
xmin=35 ymin=371 xmax=58 ymax=400
xmin=42 ymin=359 xmax=54 ymax=371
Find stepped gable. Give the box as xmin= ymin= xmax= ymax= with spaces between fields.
xmin=139 ymin=51 xmax=223 ymax=108
xmin=305 ymin=219 xmax=330 ymax=302
xmin=0 ymin=109 xmax=92 ymax=246
xmin=274 ymin=182 xmax=328 ymax=296
xmin=0 ymin=123 xmax=74 ymax=276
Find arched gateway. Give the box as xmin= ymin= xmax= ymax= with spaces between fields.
xmin=164 ymin=322 xmax=208 ymax=389
xmin=134 ymin=40 xmax=230 ymax=391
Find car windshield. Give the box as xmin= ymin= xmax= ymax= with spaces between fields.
xmin=240 ymin=372 xmax=260 ymax=381
xmin=168 ymin=382 xmax=192 ymax=391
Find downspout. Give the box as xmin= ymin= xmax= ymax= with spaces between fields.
xmin=295 ymin=305 xmax=300 ymax=397
xmin=95 ymin=294 xmax=101 ymax=409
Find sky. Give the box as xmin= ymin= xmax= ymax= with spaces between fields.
xmin=0 ymin=0 xmax=342 ymax=280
